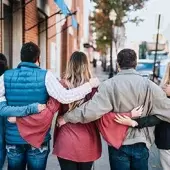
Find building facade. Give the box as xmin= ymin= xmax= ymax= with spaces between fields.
xmin=0 ymin=0 xmax=91 ymax=77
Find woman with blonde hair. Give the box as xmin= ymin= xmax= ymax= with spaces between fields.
xmin=53 ymin=51 xmax=142 ymax=170
xmin=115 ymin=61 xmax=170 ymax=170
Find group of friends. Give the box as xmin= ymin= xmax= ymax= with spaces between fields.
xmin=1 ymin=42 xmax=170 ymax=170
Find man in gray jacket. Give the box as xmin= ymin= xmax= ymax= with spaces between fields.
xmin=59 ymin=49 xmax=170 ymax=170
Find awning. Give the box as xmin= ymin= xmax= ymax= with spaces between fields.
xmin=54 ymin=0 xmax=78 ymax=29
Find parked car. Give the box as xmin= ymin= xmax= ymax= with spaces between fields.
xmin=136 ymin=59 xmax=156 ymax=79
xmin=136 ymin=59 xmax=168 ymax=84
xmin=158 ymin=59 xmax=169 ymax=83
xmin=146 ymin=53 xmax=169 ymax=61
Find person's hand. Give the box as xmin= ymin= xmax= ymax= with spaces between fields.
xmin=114 ymin=114 xmax=138 ymax=127
xmin=131 ymin=106 xmax=143 ymax=118
xmin=38 ymin=104 xmax=46 ymax=112
xmin=162 ymin=84 xmax=167 ymax=92
xmin=89 ymin=77 xmax=100 ymax=88
xmin=8 ymin=117 xmax=16 ymax=123
xmin=57 ymin=116 xmax=66 ymax=127
xmin=162 ymin=84 xmax=170 ymax=97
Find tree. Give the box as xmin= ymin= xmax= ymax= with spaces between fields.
xmin=90 ymin=7 xmax=112 ymax=55
xmin=91 ymin=0 xmax=148 ymax=55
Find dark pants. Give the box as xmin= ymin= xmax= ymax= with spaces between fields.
xmin=0 ymin=117 xmax=6 ymax=170
xmin=0 ymin=147 xmax=6 ymax=170
xmin=108 ymin=143 xmax=149 ymax=170
xmin=6 ymin=141 xmax=50 ymax=170
xmin=58 ymin=157 xmax=93 ymax=170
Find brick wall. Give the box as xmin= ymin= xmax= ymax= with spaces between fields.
xmin=60 ymin=21 xmax=68 ymax=75
xmin=23 ymin=0 xmax=58 ymax=69
xmin=76 ymin=0 xmax=84 ymax=41
xmin=60 ymin=0 xmax=85 ymax=74
xmin=24 ymin=0 xmax=38 ymax=44
xmin=0 ymin=4 xmax=3 ymax=52
xmin=0 ymin=29 xmax=2 ymax=53
xmin=47 ymin=0 xmax=57 ymax=69
xmin=66 ymin=0 xmax=84 ymax=54
xmin=0 ymin=0 xmax=86 ymax=73
xmin=0 ymin=3 xmax=3 ymax=53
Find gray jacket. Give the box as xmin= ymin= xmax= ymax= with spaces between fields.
xmin=63 ymin=69 xmax=170 ymax=148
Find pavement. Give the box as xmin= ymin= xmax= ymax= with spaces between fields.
xmin=4 ymin=64 xmax=162 ymax=170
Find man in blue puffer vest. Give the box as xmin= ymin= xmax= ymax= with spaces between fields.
xmin=0 ymin=53 xmax=46 ymax=170
xmin=0 ymin=42 xmax=98 ymax=170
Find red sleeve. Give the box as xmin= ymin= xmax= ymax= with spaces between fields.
xmin=96 ymin=112 xmax=131 ymax=149
xmin=16 ymin=97 xmax=60 ymax=148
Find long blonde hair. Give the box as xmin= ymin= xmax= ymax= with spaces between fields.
xmin=64 ymin=51 xmax=92 ymax=110
xmin=161 ymin=62 xmax=170 ymax=86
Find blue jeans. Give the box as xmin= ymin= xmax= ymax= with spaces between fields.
xmin=108 ymin=143 xmax=149 ymax=170
xmin=6 ymin=141 xmax=50 ymax=170
xmin=0 ymin=117 xmax=6 ymax=170
xmin=0 ymin=146 xmax=6 ymax=170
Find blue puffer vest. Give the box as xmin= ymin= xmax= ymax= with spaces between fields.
xmin=4 ymin=62 xmax=49 ymax=144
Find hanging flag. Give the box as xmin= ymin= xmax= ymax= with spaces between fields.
xmin=54 ymin=0 xmax=78 ymax=29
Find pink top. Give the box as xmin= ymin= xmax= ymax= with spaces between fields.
xmin=17 ymin=97 xmax=60 ymax=148
xmin=96 ymin=112 xmax=130 ymax=149
xmin=53 ymin=87 xmax=102 ymax=162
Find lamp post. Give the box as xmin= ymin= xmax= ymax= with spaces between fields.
xmin=152 ymin=14 xmax=161 ymax=82
xmin=108 ymin=10 xmax=117 ymax=78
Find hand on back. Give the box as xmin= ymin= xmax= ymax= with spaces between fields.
xmin=162 ymin=84 xmax=170 ymax=96
xmin=114 ymin=106 xmax=143 ymax=127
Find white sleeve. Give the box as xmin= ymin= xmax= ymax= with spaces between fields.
xmin=45 ymin=71 xmax=92 ymax=104
xmin=0 ymin=75 xmax=6 ymax=102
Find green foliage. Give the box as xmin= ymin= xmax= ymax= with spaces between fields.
xmin=91 ymin=0 xmax=148 ymax=54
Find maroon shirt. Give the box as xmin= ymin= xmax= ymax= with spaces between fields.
xmin=53 ymin=88 xmax=102 ymax=162
xmin=16 ymin=97 xmax=60 ymax=148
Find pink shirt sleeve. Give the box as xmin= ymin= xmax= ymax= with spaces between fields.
xmin=96 ymin=112 xmax=131 ymax=149
xmin=16 ymin=97 xmax=60 ymax=148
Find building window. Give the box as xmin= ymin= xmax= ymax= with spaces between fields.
xmin=38 ymin=10 xmax=47 ymax=69
xmin=1 ymin=1 xmax=12 ymax=68
xmin=77 ymin=24 xmax=80 ymax=49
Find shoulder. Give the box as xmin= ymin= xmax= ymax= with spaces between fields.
xmin=36 ymin=68 xmax=47 ymax=75
xmin=4 ymin=68 xmax=18 ymax=78
xmin=97 ymin=79 xmax=113 ymax=91
xmin=39 ymin=68 xmax=47 ymax=72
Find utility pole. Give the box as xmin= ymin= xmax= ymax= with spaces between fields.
xmin=152 ymin=14 xmax=161 ymax=82
xmin=109 ymin=39 xmax=114 ymax=78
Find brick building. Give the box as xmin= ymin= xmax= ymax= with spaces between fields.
xmin=0 ymin=0 xmax=91 ymax=77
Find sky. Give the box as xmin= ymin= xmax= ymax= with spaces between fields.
xmin=125 ymin=0 xmax=170 ymax=43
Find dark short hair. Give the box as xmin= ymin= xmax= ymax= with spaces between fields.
xmin=117 ymin=49 xmax=137 ymax=69
xmin=21 ymin=42 xmax=40 ymax=63
xmin=0 ymin=53 xmax=7 ymax=65
xmin=0 ymin=53 xmax=7 ymax=76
